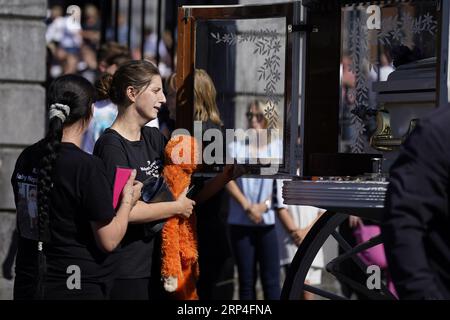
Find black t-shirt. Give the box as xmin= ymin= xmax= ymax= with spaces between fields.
xmin=11 ymin=141 xmax=117 ymax=283
xmin=93 ymin=126 xmax=167 ymax=279
xmin=192 ymin=120 xmax=232 ymax=258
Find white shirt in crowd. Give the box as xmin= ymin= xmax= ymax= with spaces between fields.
xmin=275 ymin=179 xmax=325 ymax=285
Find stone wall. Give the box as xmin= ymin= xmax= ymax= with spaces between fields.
xmin=0 ymin=0 xmax=47 ymax=300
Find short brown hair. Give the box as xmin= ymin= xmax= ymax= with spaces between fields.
xmin=97 ymin=41 xmax=129 ymax=65
xmin=97 ymin=59 xmax=161 ymax=108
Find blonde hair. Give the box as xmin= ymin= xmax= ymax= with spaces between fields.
xmin=194 ymin=69 xmax=222 ymax=126
xmin=165 ymin=73 xmax=177 ymax=94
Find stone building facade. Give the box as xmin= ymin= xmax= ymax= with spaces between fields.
xmin=0 ymin=0 xmax=47 ymax=299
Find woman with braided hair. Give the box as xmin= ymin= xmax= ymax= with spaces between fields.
xmin=11 ymin=74 xmax=142 ymax=300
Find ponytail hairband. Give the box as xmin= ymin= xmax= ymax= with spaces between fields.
xmin=49 ymin=103 xmax=71 ymax=123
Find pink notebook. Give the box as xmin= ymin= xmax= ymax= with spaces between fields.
xmin=113 ymin=167 xmax=133 ymax=209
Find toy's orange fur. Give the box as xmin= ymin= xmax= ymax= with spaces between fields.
xmin=161 ymin=135 xmax=199 ymax=300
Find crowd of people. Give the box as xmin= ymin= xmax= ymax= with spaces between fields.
xmin=9 ymin=51 xmax=324 ymax=300
xmin=45 ymin=4 xmax=174 ymax=85
xmin=3 ymin=3 xmax=324 ymax=300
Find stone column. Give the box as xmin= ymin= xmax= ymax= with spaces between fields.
xmin=0 ymin=0 xmax=47 ymax=299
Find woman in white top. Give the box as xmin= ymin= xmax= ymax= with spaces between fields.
xmin=226 ymin=100 xmax=281 ymax=300
xmin=274 ymin=178 xmax=325 ymax=299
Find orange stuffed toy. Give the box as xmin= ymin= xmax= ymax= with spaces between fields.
xmin=160 ymin=134 xmax=199 ymax=300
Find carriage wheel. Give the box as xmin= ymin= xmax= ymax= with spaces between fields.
xmin=280 ymin=211 xmax=397 ymax=300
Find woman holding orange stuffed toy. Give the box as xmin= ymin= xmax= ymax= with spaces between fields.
xmin=190 ymin=69 xmax=237 ymax=300
xmin=93 ymin=60 xmax=196 ymax=300
xmin=160 ymin=69 xmax=243 ymax=300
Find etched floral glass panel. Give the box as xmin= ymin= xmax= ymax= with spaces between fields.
xmin=195 ymin=18 xmax=286 ymax=166
xmin=339 ymin=1 xmax=438 ymax=153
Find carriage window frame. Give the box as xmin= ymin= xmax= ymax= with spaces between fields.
xmin=175 ymin=2 xmax=303 ymax=176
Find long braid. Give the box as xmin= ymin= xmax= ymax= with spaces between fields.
xmin=37 ymin=116 xmax=63 ymax=244
xmin=35 ymin=109 xmax=65 ymax=299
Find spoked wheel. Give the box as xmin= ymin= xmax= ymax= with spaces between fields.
xmin=280 ymin=211 xmax=397 ymax=300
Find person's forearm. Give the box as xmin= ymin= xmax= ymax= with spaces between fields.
xmin=109 ymin=203 xmax=132 ymax=247
xmin=194 ymin=172 xmax=231 ymax=205
xmin=92 ymin=202 xmax=131 ymax=252
xmin=277 ymin=208 xmax=298 ymax=232
xmin=225 ymin=180 xmax=250 ymax=210
xmin=128 ymin=200 xmax=181 ymax=223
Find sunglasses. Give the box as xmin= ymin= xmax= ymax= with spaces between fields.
xmin=246 ymin=112 xmax=265 ymax=122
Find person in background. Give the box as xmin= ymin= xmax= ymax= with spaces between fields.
xmin=78 ymin=4 xmax=101 ymax=82
xmin=97 ymin=42 xmax=130 ymax=75
xmin=81 ymin=44 xmax=132 ymax=154
xmin=143 ymin=28 xmax=173 ymax=78
xmin=190 ymin=69 xmax=236 ymax=300
xmin=158 ymin=69 xmax=243 ymax=299
xmin=46 ymin=5 xmax=83 ymax=75
xmin=274 ymin=179 xmax=325 ymax=300
xmin=106 ymin=14 xmax=140 ymax=59
xmin=81 ymin=4 xmax=101 ymax=51
xmin=46 ymin=5 xmax=63 ymax=25
xmin=226 ymin=100 xmax=282 ymax=300
xmin=158 ymin=73 xmax=177 ymax=140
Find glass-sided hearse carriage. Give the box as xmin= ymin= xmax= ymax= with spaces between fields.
xmin=174 ymin=0 xmax=448 ymax=300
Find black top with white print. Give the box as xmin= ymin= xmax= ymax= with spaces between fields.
xmin=11 ymin=141 xmax=117 ymax=298
xmin=94 ymin=126 xmax=167 ymax=279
